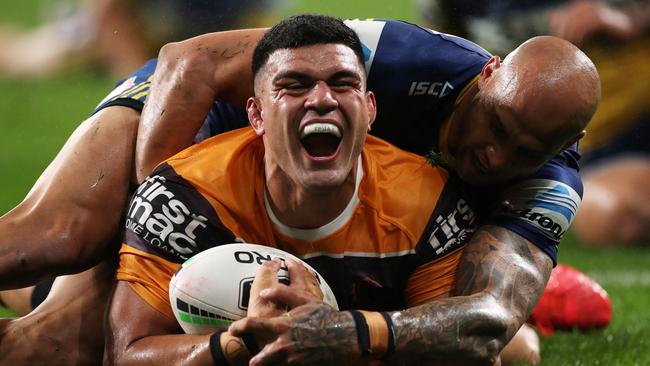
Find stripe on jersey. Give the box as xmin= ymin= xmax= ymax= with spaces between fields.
xmin=345 ymin=19 xmax=386 ymax=74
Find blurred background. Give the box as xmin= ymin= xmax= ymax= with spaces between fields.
xmin=0 ymin=0 xmax=648 ymax=364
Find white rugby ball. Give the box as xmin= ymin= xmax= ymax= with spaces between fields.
xmin=169 ymin=243 xmax=338 ymax=334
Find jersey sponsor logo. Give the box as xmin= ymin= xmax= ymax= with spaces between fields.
xmin=345 ymin=19 xmax=385 ymax=73
xmin=499 ymin=179 xmax=581 ymax=240
xmin=408 ymin=81 xmax=454 ymax=97
xmin=125 ymin=175 xmax=208 ymax=257
xmin=427 ymin=198 xmax=477 ymax=255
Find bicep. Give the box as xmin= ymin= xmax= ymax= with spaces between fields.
xmin=105 ymin=281 xmax=214 ymax=366
xmin=106 ymin=281 xmax=179 ymax=357
xmin=135 ymin=28 xmax=266 ymax=182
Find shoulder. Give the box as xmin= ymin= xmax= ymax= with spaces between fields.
xmin=165 ymin=127 xmax=262 ymax=182
xmin=123 ymin=128 xmax=262 ymax=262
xmin=361 ymin=136 xmax=450 ymax=228
xmin=345 ymin=19 xmax=490 ymax=81
xmin=363 ymin=135 xmax=449 ymax=200
xmin=361 ymin=136 xmax=480 ymax=260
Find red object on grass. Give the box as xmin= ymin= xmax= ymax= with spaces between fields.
xmin=528 ymin=264 xmax=612 ymax=336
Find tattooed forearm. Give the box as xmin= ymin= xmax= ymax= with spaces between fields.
xmin=288 ymin=305 xmax=360 ymax=365
xmin=455 ymin=226 xmax=551 ymax=317
xmin=387 ymin=225 xmax=552 ymax=365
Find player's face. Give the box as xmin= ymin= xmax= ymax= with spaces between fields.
xmin=248 ymin=44 xmax=376 ymax=192
xmin=451 ymin=58 xmax=577 ymax=185
xmin=453 ymin=93 xmax=557 ymax=185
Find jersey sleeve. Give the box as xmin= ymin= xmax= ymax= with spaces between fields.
xmin=91 ymin=59 xmax=249 ymax=144
xmin=93 ymin=59 xmax=157 ymax=113
xmin=487 ymin=148 xmax=583 ymax=265
xmin=345 ymin=19 xmax=491 ymax=155
xmin=117 ymin=162 xmax=238 ymax=318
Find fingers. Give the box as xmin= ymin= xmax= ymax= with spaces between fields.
xmin=229 ymin=318 xmax=292 ymax=366
xmin=228 ymin=316 xmax=287 ymax=338
xmin=247 ymin=259 xmax=283 ymax=318
xmin=259 ymin=285 xmax=318 ymax=309
xmin=249 ymin=339 xmax=291 ymax=366
xmin=251 ymin=259 xmax=282 ymax=297
xmin=285 ymin=259 xmax=324 ymax=300
xmin=248 ymin=258 xmax=325 ymax=317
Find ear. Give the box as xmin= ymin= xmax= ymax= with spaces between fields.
xmin=477 ymin=56 xmax=501 ymax=90
xmin=561 ymin=129 xmax=587 ymax=151
xmin=366 ymin=91 xmax=377 ymax=131
xmin=247 ymin=97 xmax=265 ymax=136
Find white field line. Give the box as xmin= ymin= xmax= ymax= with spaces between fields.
xmin=588 ymin=270 xmax=650 ymax=287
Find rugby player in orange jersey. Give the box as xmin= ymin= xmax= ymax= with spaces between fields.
xmin=0 ymin=14 xmax=603 ymax=366
xmin=101 ymin=15 xmax=600 ymax=366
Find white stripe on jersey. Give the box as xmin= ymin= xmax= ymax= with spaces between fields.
xmin=300 ymin=248 xmax=417 ymax=260
xmin=344 ymin=19 xmax=386 ymax=74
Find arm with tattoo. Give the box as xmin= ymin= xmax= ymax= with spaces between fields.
xmin=229 ymin=225 xmax=552 ymax=366
xmin=389 ymin=225 xmax=551 ymax=365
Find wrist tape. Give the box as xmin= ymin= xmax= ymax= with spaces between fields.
xmin=209 ymin=331 xmax=230 ymax=366
xmin=209 ymin=331 xmax=254 ymax=366
xmin=350 ymin=310 xmax=396 ymax=360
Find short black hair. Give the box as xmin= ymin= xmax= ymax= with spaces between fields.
xmin=251 ymin=14 xmax=365 ymax=79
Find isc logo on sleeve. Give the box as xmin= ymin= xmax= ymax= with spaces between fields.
xmin=408 ymin=81 xmax=454 ymax=97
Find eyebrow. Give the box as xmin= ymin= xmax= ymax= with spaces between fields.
xmin=272 ymin=70 xmax=362 ymax=84
xmin=272 ymin=71 xmax=311 ymax=84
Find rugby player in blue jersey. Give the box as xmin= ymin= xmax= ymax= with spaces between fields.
xmin=0 ymin=15 xmax=602 ymax=366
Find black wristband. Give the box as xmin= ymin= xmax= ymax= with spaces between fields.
xmin=350 ymin=310 xmax=371 ymax=356
xmin=380 ymin=311 xmax=396 ymax=360
xmin=209 ymin=331 xmax=230 ymax=366
xmin=241 ymin=333 xmax=261 ymax=356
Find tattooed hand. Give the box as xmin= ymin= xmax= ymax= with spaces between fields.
xmin=230 ymin=303 xmax=361 ymax=366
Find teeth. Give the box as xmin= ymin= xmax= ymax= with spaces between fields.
xmin=300 ymin=123 xmax=341 ymax=139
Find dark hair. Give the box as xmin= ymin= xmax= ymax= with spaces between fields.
xmin=251 ymin=14 xmax=365 ymax=78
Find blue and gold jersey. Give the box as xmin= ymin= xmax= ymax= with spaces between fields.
xmin=95 ymin=19 xmax=581 ymax=265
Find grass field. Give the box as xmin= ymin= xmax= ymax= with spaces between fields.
xmin=1 ymin=1 xmax=649 ymax=365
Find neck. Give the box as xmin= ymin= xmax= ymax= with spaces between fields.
xmin=264 ymin=159 xmax=361 ymax=229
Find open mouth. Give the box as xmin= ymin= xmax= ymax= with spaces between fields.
xmin=300 ymin=123 xmax=342 ymax=158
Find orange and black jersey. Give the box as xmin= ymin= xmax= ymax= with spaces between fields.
xmin=118 ymin=128 xmax=478 ymax=319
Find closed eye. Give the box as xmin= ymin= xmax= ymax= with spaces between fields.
xmin=490 ymin=117 xmax=508 ymax=139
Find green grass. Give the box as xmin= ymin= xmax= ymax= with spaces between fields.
xmin=1 ymin=1 xmax=649 ymax=365
xmin=0 ymin=72 xmax=111 ymax=213
xmin=538 ymin=233 xmax=650 ymax=365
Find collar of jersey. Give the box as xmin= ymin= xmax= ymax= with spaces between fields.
xmin=265 ymin=157 xmax=363 ymax=241
xmin=439 ymin=74 xmax=480 ymax=153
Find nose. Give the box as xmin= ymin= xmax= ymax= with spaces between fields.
xmin=304 ymin=81 xmax=339 ymax=113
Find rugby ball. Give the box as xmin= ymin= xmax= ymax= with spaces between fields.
xmin=169 ymin=243 xmax=338 ymax=334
